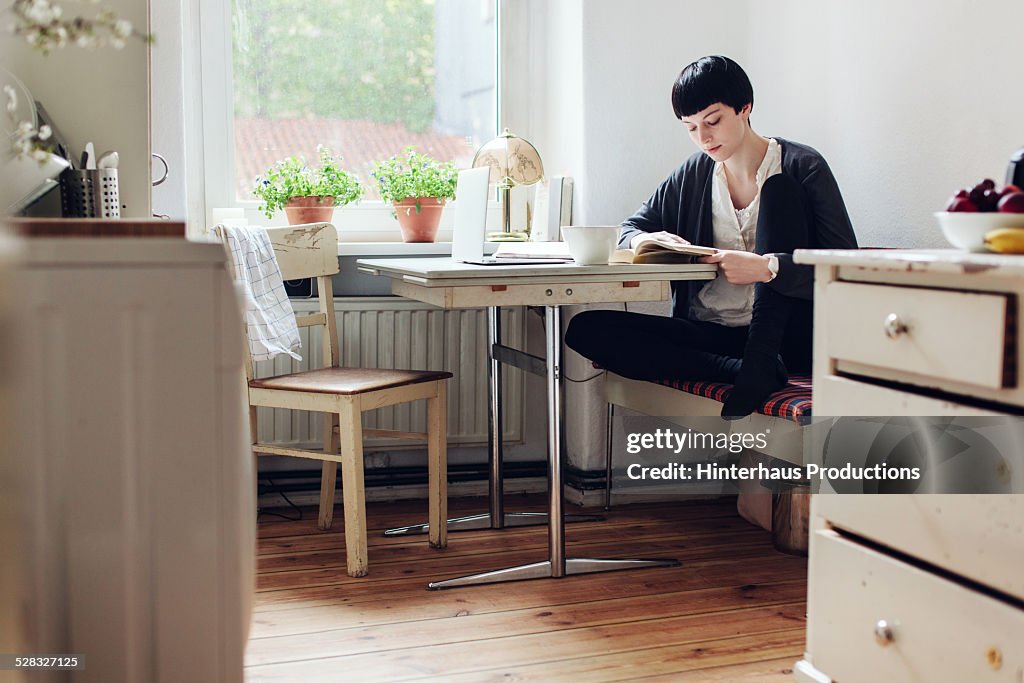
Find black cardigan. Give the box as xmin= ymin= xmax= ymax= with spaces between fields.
xmin=619 ymin=138 xmax=858 ymax=319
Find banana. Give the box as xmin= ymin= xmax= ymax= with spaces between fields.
xmin=984 ymin=228 xmax=1024 ymax=254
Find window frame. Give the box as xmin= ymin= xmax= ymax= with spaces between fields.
xmin=197 ymin=0 xmax=527 ymax=239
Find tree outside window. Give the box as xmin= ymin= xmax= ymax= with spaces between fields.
xmin=232 ymin=0 xmax=496 ymax=202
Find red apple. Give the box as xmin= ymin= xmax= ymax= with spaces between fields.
xmin=945 ymin=188 xmax=974 ymax=211
xmin=947 ymin=196 xmax=980 ymax=212
xmin=999 ymin=184 xmax=1023 ymax=197
xmin=997 ymin=192 xmax=1024 ymax=213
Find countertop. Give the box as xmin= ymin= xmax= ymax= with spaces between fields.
xmin=794 ymin=247 xmax=1024 ymax=277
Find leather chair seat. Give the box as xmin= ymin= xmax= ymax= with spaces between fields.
xmin=249 ymin=367 xmax=453 ymax=395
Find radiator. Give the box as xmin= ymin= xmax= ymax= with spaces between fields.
xmin=252 ymin=297 xmax=525 ymax=448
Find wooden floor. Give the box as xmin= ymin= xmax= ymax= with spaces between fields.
xmin=246 ymin=494 xmax=808 ymax=682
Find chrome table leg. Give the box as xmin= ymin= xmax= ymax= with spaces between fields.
xmin=428 ymin=305 xmax=677 ymax=590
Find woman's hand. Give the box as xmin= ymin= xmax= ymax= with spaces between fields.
xmin=630 ymin=231 xmax=690 ymax=250
xmin=697 ymin=250 xmax=772 ymax=285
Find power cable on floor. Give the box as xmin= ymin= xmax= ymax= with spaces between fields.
xmin=257 ymin=478 xmax=305 ymax=522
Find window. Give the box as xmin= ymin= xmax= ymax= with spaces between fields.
xmin=218 ymin=0 xmax=497 ymax=220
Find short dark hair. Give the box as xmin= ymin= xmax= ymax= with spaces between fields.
xmin=671 ymin=55 xmax=754 ymax=120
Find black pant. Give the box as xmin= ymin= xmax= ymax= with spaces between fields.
xmin=565 ymin=173 xmax=812 ymax=383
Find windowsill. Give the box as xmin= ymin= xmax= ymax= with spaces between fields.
xmin=338 ymin=241 xmax=455 ymax=256
xmin=338 ymin=240 xmax=500 ymax=257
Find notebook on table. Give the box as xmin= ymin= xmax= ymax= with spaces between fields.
xmin=452 ymin=167 xmax=573 ymax=266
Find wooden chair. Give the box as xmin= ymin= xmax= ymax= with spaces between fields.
xmin=222 ymin=223 xmax=451 ymax=577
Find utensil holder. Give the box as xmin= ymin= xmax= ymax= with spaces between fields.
xmin=60 ymin=168 xmax=121 ymax=218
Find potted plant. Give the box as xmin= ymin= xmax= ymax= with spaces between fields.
xmin=253 ymin=146 xmax=363 ymax=225
xmin=372 ymin=146 xmax=458 ymax=242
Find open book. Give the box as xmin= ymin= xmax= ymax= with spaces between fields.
xmin=609 ymin=234 xmax=717 ymax=264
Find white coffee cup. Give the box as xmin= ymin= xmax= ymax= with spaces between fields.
xmin=562 ymin=226 xmax=619 ymax=265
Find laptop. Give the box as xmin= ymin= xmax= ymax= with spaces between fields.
xmin=452 ymin=167 xmax=573 ymax=265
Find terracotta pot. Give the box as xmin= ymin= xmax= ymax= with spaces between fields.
xmin=393 ymin=197 xmax=446 ymax=243
xmin=284 ymin=196 xmax=336 ymax=225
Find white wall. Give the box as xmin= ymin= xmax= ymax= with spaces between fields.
xmin=749 ymin=0 xmax=1024 ymax=248
xmin=530 ymin=0 xmax=584 ymax=209
xmin=1 ymin=0 xmax=151 ymax=218
xmin=578 ymin=0 xmax=752 ymax=225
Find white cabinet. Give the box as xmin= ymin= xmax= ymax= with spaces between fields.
xmin=793 ymin=249 xmax=1024 ymax=683
xmin=10 ymin=220 xmax=253 ymax=683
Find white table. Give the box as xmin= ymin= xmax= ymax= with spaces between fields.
xmin=357 ymin=257 xmax=716 ymax=589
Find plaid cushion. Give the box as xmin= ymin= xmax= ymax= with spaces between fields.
xmin=653 ymin=374 xmax=813 ymax=422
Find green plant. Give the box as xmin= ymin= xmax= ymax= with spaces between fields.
xmin=253 ymin=146 xmax=363 ymax=219
xmin=371 ymin=147 xmax=458 ymax=211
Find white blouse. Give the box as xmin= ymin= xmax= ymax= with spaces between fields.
xmin=690 ymin=137 xmax=782 ymax=327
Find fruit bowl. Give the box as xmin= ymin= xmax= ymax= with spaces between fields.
xmin=934 ymin=211 xmax=1024 ymax=252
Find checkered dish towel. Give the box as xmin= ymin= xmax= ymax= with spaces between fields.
xmin=222 ymin=225 xmax=302 ymax=362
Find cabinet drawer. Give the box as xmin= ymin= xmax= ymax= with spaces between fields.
xmin=824 ymin=281 xmax=1014 ymax=389
xmin=813 ymin=374 xmax=1007 ymax=416
xmin=815 ymin=496 xmax=1024 ymax=601
xmin=808 ymin=529 xmax=1024 ymax=682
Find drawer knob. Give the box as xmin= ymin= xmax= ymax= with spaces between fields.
xmin=883 ymin=313 xmax=908 ymax=339
xmin=874 ymin=619 xmax=895 ymax=646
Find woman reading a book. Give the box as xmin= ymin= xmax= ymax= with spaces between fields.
xmin=566 ymin=55 xmax=858 ymax=417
